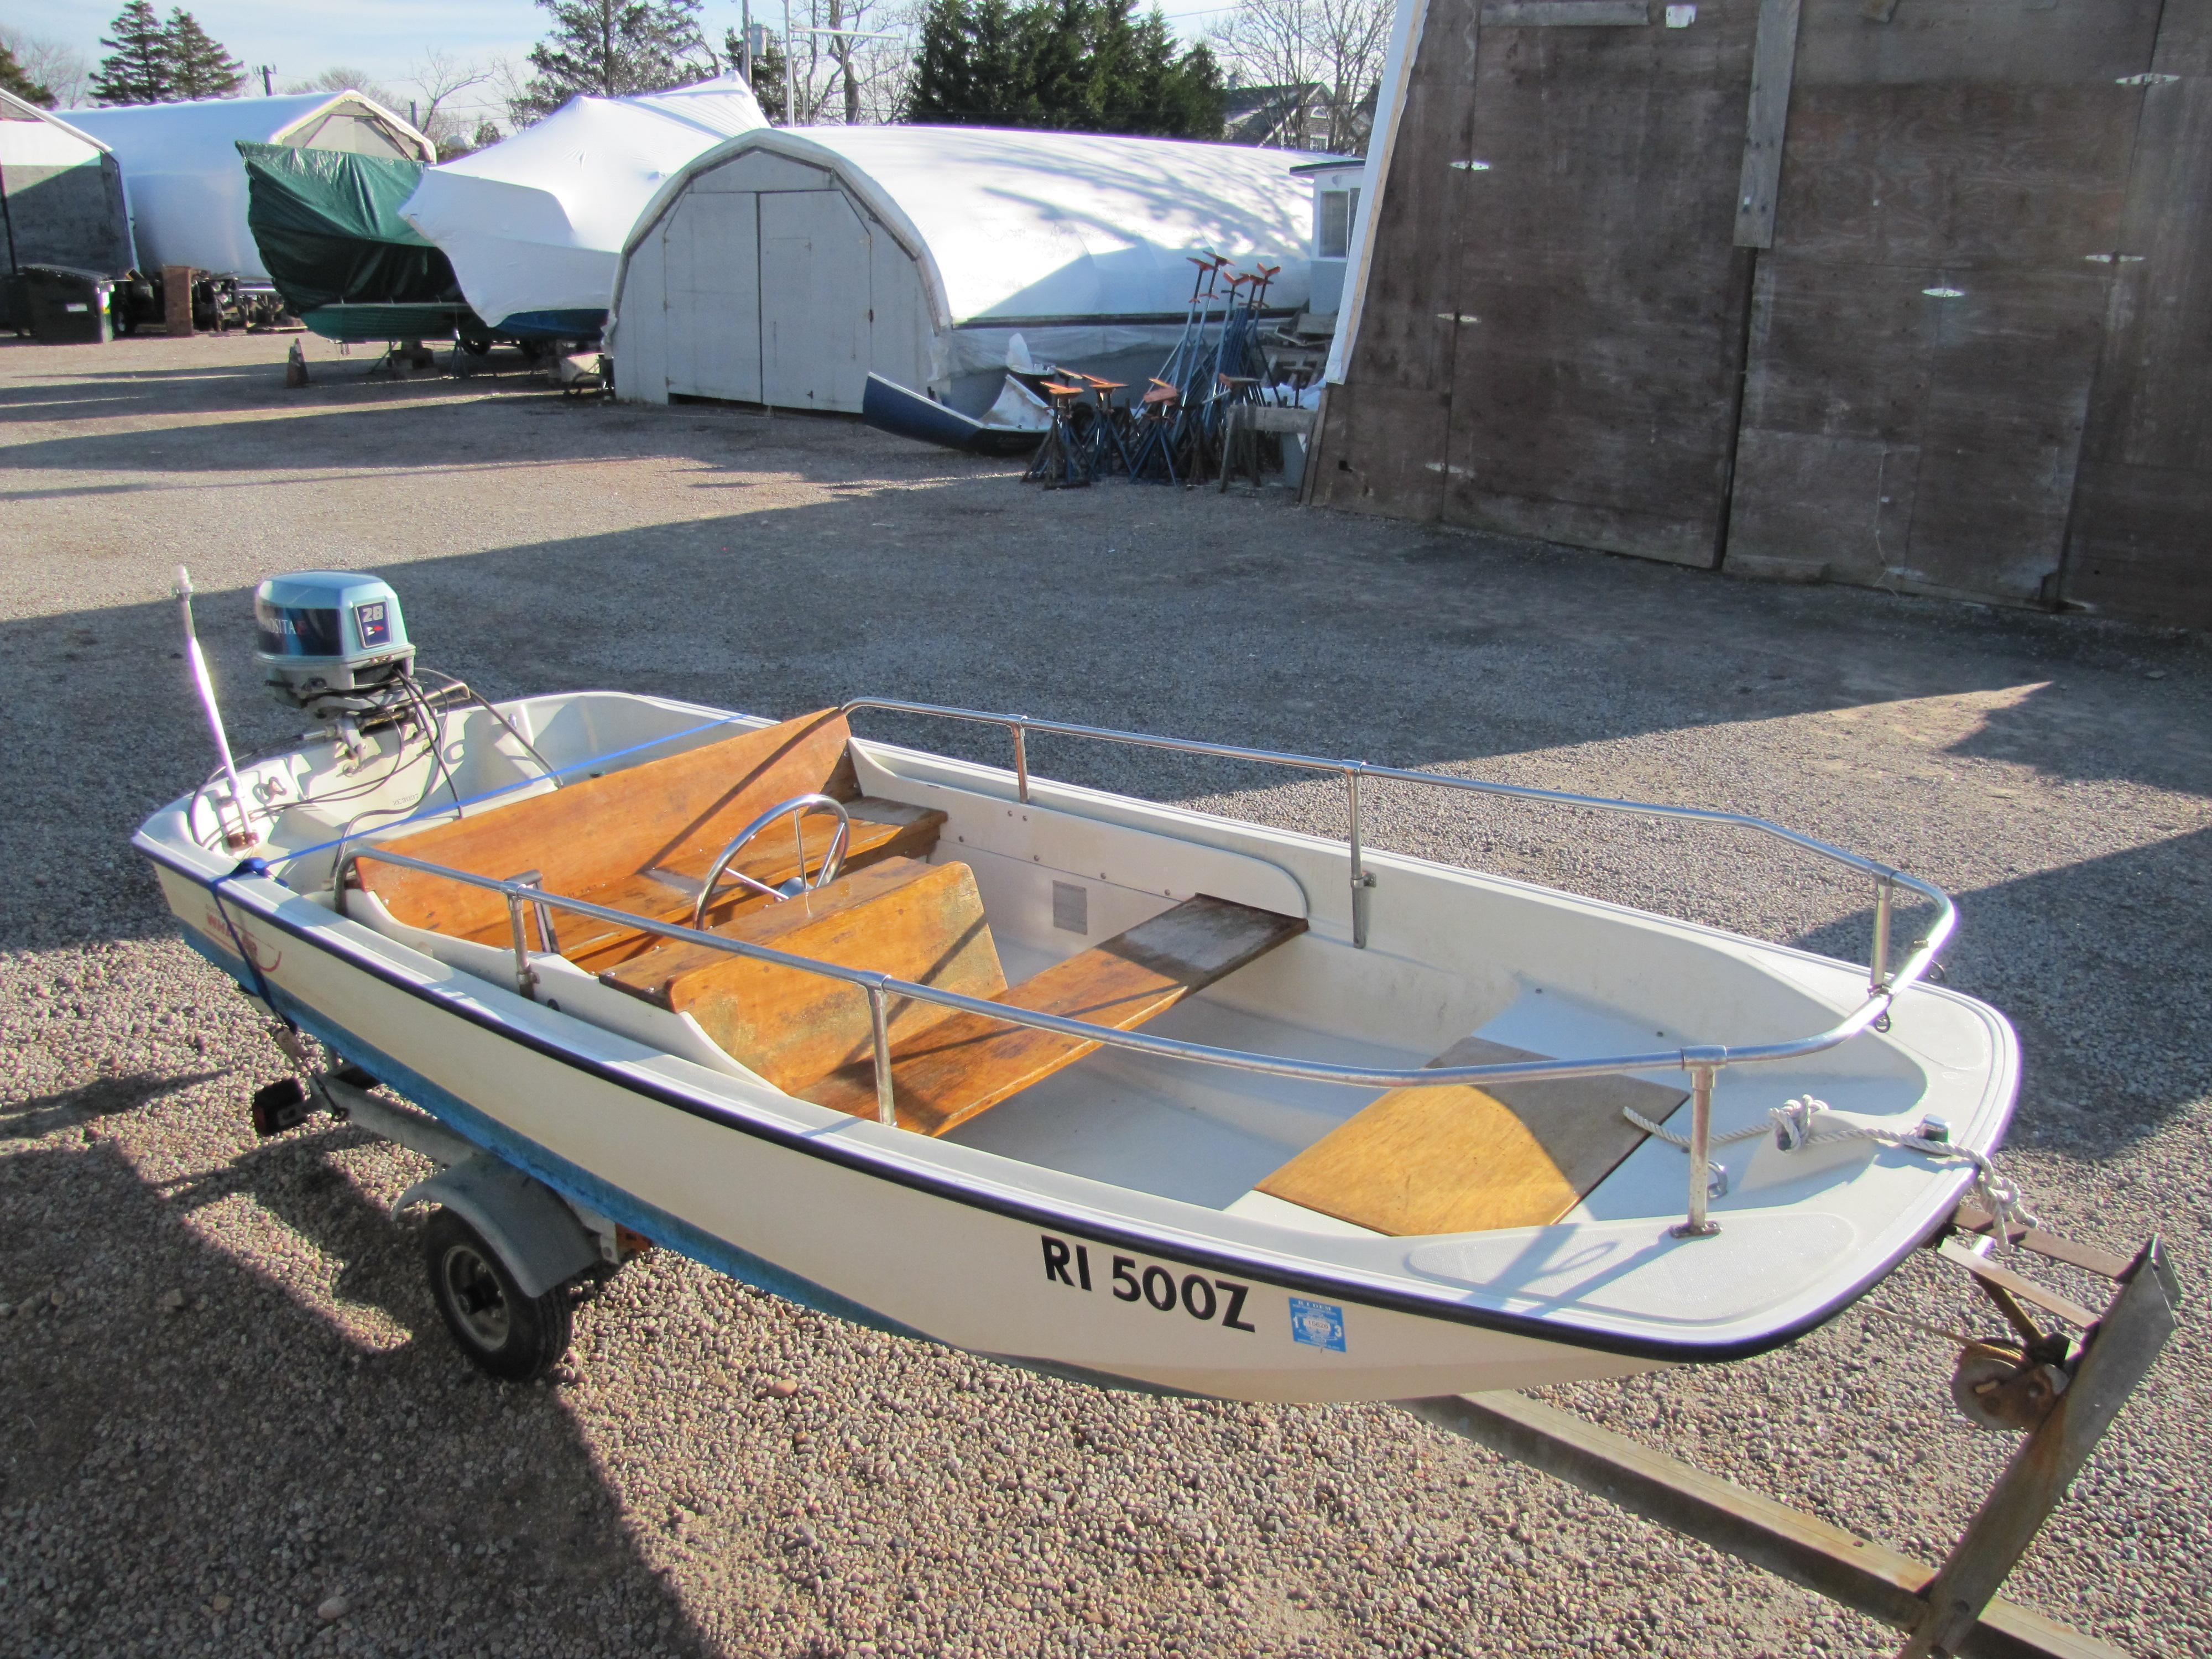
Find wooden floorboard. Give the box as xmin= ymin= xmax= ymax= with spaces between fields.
xmin=804 ymin=896 xmax=1306 ymax=1138
xmin=1257 ymin=1035 xmax=1689 ymax=1237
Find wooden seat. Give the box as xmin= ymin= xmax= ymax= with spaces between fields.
xmin=802 ymin=895 xmax=1306 ymax=1137
xmin=539 ymin=799 xmax=946 ymax=971
xmin=1253 ymin=1036 xmax=1691 ymax=1236
xmin=599 ymin=857 xmax=1008 ymax=1091
xmin=353 ymin=707 xmax=941 ymax=966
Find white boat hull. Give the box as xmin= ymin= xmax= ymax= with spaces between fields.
xmin=135 ymin=692 xmax=2018 ymax=1402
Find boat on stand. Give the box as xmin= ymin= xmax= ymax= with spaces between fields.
xmin=136 ymin=569 xmax=2181 ymax=1655
xmin=134 ymin=563 xmax=2051 ymax=1410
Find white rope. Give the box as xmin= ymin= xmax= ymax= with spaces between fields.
xmin=1625 ymin=1094 xmax=2038 ymax=1238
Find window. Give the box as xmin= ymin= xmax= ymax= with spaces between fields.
xmin=1318 ymin=187 xmax=1360 ymax=259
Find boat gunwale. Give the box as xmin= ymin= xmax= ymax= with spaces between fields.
xmin=291 ymin=691 xmax=1957 ymax=1102
xmin=134 ymin=816 xmax=2006 ymax=1370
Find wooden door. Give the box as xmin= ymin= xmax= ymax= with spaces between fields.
xmin=2060 ymin=9 xmax=2212 ymax=627
xmin=1723 ymin=0 xmax=2162 ymax=603
xmin=759 ymin=190 xmax=872 ymax=413
xmin=1437 ymin=7 xmax=1764 ymax=567
xmin=661 ymin=190 xmax=763 ymax=404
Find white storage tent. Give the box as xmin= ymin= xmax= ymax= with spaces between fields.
xmin=607 ymin=126 xmax=1321 ymax=415
xmin=0 ymin=91 xmax=134 ymax=275
xmin=70 ymin=92 xmax=432 ymax=279
xmin=399 ymin=78 xmax=766 ymax=340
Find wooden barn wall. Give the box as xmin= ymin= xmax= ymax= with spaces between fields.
xmin=1438 ymin=5 xmax=1761 ymax=566
xmin=1316 ymin=0 xmax=2212 ymax=629
xmin=2060 ymin=8 xmax=2212 ymax=627
xmin=1308 ymin=0 xmax=1480 ymax=520
xmin=1725 ymin=0 xmax=2162 ymax=606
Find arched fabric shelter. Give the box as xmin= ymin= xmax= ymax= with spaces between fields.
xmin=0 ymin=90 xmax=134 ymax=277
xmin=399 ymin=78 xmax=766 ymax=341
xmin=607 ymin=126 xmax=1323 ymax=416
xmin=70 ymin=92 xmax=432 ymax=279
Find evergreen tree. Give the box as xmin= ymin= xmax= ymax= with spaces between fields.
xmin=0 ymin=39 xmax=55 ymax=107
xmin=90 ymin=0 xmax=174 ymax=105
xmin=515 ymin=0 xmax=719 ymax=121
xmin=906 ymin=0 xmax=1220 ymax=138
xmin=165 ymin=9 xmax=244 ymax=99
xmin=722 ymin=25 xmax=788 ymax=122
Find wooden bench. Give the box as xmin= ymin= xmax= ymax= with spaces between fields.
xmin=1254 ymin=1035 xmax=1690 ymax=1235
xmin=554 ymin=799 xmax=945 ymax=971
xmin=599 ymin=857 xmax=1009 ymax=1092
xmin=354 ymin=707 xmax=943 ymax=964
xmin=802 ymin=895 xmax=1307 ymax=1136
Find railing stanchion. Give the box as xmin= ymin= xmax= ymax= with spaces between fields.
xmin=505 ymin=888 xmax=538 ymax=1001
xmin=1013 ymin=721 xmax=1030 ymax=804
xmin=868 ymin=983 xmax=897 ymax=1126
xmin=1346 ymin=767 xmax=1371 ymax=949
xmin=1671 ymin=1061 xmax=1721 ymax=1239
xmin=1870 ymin=872 xmax=1895 ymax=995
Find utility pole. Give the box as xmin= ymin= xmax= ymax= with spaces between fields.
xmin=740 ymin=0 xmax=753 ymax=83
xmin=258 ymin=65 xmax=274 ymax=96
xmin=783 ymin=0 xmax=795 ymax=126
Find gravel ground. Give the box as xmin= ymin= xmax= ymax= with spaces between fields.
xmin=3 ymin=332 xmax=2207 ymax=1659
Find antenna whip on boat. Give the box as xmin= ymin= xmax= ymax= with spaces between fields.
xmin=174 ymin=564 xmax=258 ymax=851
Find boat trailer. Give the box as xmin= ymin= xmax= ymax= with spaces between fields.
xmin=1407 ymin=1211 xmax=2177 ymax=1659
xmin=263 ymin=1052 xmax=2174 ymax=1659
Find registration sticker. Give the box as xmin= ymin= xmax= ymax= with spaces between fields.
xmin=1288 ymin=1297 xmax=1346 ymax=1353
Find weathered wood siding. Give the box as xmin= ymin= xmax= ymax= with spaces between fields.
xmin=1439 ymin=8 xmax=1760 ymax=566
xmin=1317 ymin=0 xmax=2212 ymax=628
xmin=1726 ymin=0 xmax=2159 ymax=604
xmin=2060 ymin=8 xmax=2212 ymax=627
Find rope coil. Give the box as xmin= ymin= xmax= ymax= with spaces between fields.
xmin=1626 ymin=1094 xmax=2037 ymax=1239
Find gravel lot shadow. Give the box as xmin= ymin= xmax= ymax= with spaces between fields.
xmin=0 ymin=1129 xmax=715 ymax=1659
xmin=1 ymin=1071 xmax=220 ymax=1142
xmin=7 ymin=336 xmax=2208 ymax=1659
xmin=1799 ymin=825 xmax=2212 ymax=1150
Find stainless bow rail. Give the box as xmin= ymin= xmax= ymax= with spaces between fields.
xmin=838 ymin=699 xmax=1955 ymax=1238
xmin=332 ymin=701 xmax=1953 ymax=1238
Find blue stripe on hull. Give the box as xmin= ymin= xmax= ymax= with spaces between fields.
xmin=179 ymin=926 xmax=935 ymax=1344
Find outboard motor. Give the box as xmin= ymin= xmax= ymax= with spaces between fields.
xmin=253 ymin=571 xmax=415 ymax=720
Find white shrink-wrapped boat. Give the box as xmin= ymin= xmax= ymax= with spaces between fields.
xmin=398 ymin=77 xmax=765 ymax=342
xmin=134 ymin=573 xmax=2022 ymax=1402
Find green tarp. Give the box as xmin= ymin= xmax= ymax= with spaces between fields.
xmin=237 ymin=141 xmax=479 ymax=322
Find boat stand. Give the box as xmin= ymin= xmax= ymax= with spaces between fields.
xmin=1403 ymin=1209 xmax=2178 ymax=1659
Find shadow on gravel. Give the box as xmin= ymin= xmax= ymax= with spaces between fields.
xmin=1795 ymin=825 xmax=2212 ymax=1146
xmin=0 ymin=1131 xmax=713 ymax=1658
xmin=1 ymin=1071 xmax=221 ymax=1141
xmin=0 ymin=345 xmax=555 ymax=425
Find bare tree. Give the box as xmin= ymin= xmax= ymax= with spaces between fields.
xmin=1 ymin=27 xmax=92 ymax=108
xmin=489 ymin=55 xmax=539 ymax=129
xmin=284 ymin=65 xmax=406 ymax=113
xmin=784 ymin=0 xmax=915 ymax=125
xmin=1211 ymin=0 xmax=1388 ymax=154
xmin=409 ymin=48 xmax=491 ymax=154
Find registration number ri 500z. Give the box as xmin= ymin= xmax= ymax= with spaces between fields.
xmin=1040 ymin=1233 xmax=1255 ymax=1332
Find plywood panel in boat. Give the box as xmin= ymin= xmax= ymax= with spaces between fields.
xmin=1255 ymin=1035 xmax=1688 ymax=1236
xmin=360 ymin=708 xmax=854 ymax=939
xmin=603 ymin=858 xmax=1008 ymax=1092
xmin=805 ymin=896 xmax=1307 ymax=1137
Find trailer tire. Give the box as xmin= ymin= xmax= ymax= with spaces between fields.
xmin=422 ymin=1208 xmax=572 ymax=1382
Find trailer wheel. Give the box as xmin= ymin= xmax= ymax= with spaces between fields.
xmin=422 ymin=1208 xmax=572 ymax=1381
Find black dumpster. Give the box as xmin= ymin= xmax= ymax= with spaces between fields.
xmin=22 ymin=265 xmax=115 ymax=344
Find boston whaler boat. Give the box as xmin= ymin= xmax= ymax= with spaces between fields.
xmin=136 ymin=570 xmax=2027 ymax=1403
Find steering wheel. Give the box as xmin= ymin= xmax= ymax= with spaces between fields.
xmin=692 ymin=794 xmax=852 ymax=927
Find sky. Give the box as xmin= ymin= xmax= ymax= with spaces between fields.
xmin=30 ymin=0 xmax=1241 ymax=129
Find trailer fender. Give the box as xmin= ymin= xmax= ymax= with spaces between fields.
xmin=395 ymin=1154 xmax=599 ymax=1299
